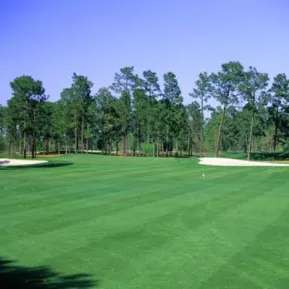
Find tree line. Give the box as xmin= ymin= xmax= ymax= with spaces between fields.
xmin=1 ymin=61 xmax=289 ymax=160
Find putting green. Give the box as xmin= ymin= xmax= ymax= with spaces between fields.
xmin=1 ymin=155 xmax=289 ymax=289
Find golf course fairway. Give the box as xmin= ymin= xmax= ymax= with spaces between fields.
xmin=1 ymin=155 xmax=289 ymax=289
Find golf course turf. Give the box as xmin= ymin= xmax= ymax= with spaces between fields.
xmin=1 ymin=155 xmax=289 ymax=289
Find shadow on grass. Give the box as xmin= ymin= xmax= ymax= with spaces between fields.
xmin=0 ymin=257 xmax=97 ymax=289
xmin=250 ymin=152 xmax=289 ymax=161
xmin=212 ymin=152 xmax=289 ymax=161
xmin=0 ymin=161 xmax=74 ymax=170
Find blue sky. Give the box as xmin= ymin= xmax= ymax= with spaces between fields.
xmin=1 ymin=0 xmax=289 ymax=106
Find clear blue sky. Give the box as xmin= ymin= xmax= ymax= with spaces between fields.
xmin=1 ymin=0 xmax=289 ymax=106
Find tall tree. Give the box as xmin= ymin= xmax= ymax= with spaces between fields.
xmin=95 ymin=88 xmax=120 ymax=154
xmin=37 ymin=101 xmax=55 ymax=154
xmin=143 ymin=70 xmax=161 ymax=100
xmin=51 ymin=100 xmax=63 ymax=154
xmin=187 ymin=102 xmax=203 ymax=154
xmin=5 ymin=97 xmax=19 ymax=155
xmin=210 ymin=62 xmax=244 ymax=157
xmin=111 ymin=67 xmax=137 ymax=156
xmin=239 ymin=67 xmax=269 ymax=159
xmin=59 ymin=88 xmax=76 ymax=153
xmin=190 ymin=72 xmax=212 ymax=156
xmin=143 ymin=70 xmax=161 ymax=156
xmin=59 ymin=88 xmax=76 ymax=152
xmin=269 ymin=73 xmax=289 ymax=152
xmin=84 ymin=99 xmax=97 ymax=153
xmin=61 ymin=74 xmax=94 ymax=153
xmin=116 ymin=90 xmax=131 ymax=156
xmin=132 ymin=88 xmax=149 ymax=155
xmin=8 ymin=76 xmax=47 ymax=158
xmin=111 ymin=66 xmax=136 ymax=93
xmin=70 ymin=73 xmax=94 ymax=152
xmin=163 ymin=72 xmax=183 ymax=156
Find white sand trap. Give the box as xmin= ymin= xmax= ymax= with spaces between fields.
xmin=199 ymin=157 xmax=289 ymax=167
xmin=0 ymin=158 xmax=47 ymax=167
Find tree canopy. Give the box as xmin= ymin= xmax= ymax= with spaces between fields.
xmin=2 ymin=62 xmax=289 ymax=159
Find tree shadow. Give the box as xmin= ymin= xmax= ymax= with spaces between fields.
xmin=0 ymin=257 xmax=97 ymax=289
xmin=174 ymin=155 xmax=192 ymax=159
xmin=0 ymin=161 xmax=74 ymax=170
xmin=250 ymin=152 xmax=289 ymax=161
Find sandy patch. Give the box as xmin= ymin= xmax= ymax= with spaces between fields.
xmin=199 ymin=157 xmax=289 ymax=167
xmin=0 ymin=158 xmax=48 ymax=167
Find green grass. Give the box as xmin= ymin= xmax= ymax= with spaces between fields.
xmin=1 ymin=155 xmax=289 ymax=289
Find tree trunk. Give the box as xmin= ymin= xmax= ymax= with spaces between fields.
xmin=187 ymin=133 xmax=190 ymax=157
xmin=86 ymin=139 xmax=88 ymax=154
xmin=122 ymin=135 xmax=125 ymax=156
xmin=81 ymin=116 xmax=84 ymax=153
xmin=273 ymin=107 xmax=279 ymax=153
xmin=9 ymin=142 xmax=12 ymax=156
xmin=19 ymin=132 xmax=22 ymax=155
xmin=269 ymin=126 xmax=273 ymax=153
xmin=57 ymin=139 xmax=60 ymax=154
xmin=45 ymin=138 xmax=49 ymax=155
xmin=33 ymin=138 xmax=35 ymax=159
xmin=65 ymin=135 xmax=68 ymax=155
xmin=157 ymin=131 xmax=159 ymax=158
xmin=133 ymin=134 xmax=137 ymax=156
xmin=33 ymin=135 xmax=37 ymax=159
xmin=49 ymin=138 xmax=51 ymax=153
xmin=74 ymin=124 xmax=77 ymax=154
xmin=200 ymin=97 xmax=204 ymax=157
xmin=23 ymin=131 xmax=27 ymax=159
xmin=166 ymin=125 xmax=169 ymax=157
xmin=215 ymin=105 xmax=226 ymax=157
xmin=109 ymin=140 xmax=112 ymax=156
xmin=32 ymin=139 xmax=34 ymax=158
xmin=247 ymin=113 xmax=254 ymax=160
xmin=31 ymin=138 xmax=34 ymax=159
xmin=138 ymin=138 xmax=142 ymax=157
xmin=122 ymin=134 xmax=127 ymax=156
xmin=189 ymin=133 xmax=192 ymax=157
xmin=32 ymin=108 xmax=36 ymax=159
xmin=175 ymin=139 xmax=178 ymax=156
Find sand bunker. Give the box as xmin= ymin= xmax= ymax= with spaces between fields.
xmin=199 ymin=157 xmax=289 ymax=167
xmin=0 ymin=158 xmax=47 ymax=167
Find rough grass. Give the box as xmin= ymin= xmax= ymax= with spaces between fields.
xmin=1 ymin=155 xmax=289 ymax=289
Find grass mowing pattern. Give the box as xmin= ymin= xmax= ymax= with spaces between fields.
xmin=1 ymin=155 xmax=289 ymax=288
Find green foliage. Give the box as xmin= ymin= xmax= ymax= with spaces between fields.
xmin=95 ymin=88 xmax=120 ymax=152
xmin=239 ymin=67 xmax=269 ymax=110
xmin=6 ymin=75 xmax=48 ymax=157
xmin=190 ymin=72 xmax=211 ymax=106
xmin=111 ymin=66 xmax=136 ymax=94
xmin=190 ymin=72 xmax=212 ymax=154
xmin=2 ymin=63 xmax=289 ymax=158
xmin=163 ymin=72 xmax=183 ymax=104
xmin=210 ymin=62 xmax=244 ymax=107
xmin=268 ymin=73 xmax=289 ymax=152
xmin=117 ymin=90 xmax=132 ymax=135
xmin=143 ymin=70 xmax=161 ymax=98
